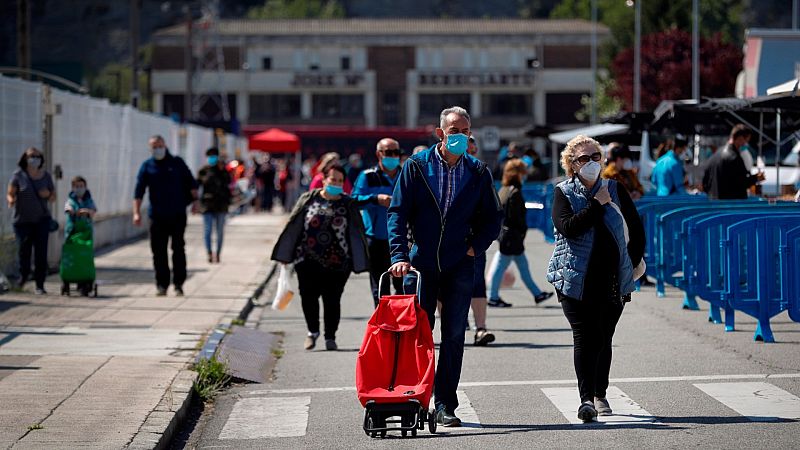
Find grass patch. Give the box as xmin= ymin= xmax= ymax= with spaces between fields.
xmin=27 ymin=424 xmax=43 ymax=431
xmin=230 ymin=318 xmax=245 ymax=326
xmin=192 ymin=355 xmax=231 ymax=402
xmin=271 ymin=348 xmax=285 ymax=359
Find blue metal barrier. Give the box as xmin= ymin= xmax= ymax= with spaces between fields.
xmin=724 ymin=216 xmax=800 ymax=342
xmin=682 ymin=210 xmax=800 ymax=326
xmin=517 ymin=182 xmax=556 ymax=243
xmin=785 ymin=225 xmax=800 ymax=324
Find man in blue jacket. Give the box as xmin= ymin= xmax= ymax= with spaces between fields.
xmin=651 ymin=135 xmax=688 ymax=196
xmin=388 ymin=106 xmax=503 ymax=427
xmin=133 ymin=135 xmax=198 ymax=297
xmin=352 ymin=137 xmax=403 ymax=307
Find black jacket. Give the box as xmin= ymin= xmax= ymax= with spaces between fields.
xmin=702 ymin=144 xmax=759 ymax=199
xmin=197 ymin=164 xmax=232 ymax=213
xmin=271 ymin=189 xmax=370 ymax=273
xmin=497 ymin=184 xmax=527 ymax=255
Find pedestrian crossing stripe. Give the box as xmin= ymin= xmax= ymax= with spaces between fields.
xmin=219 ymin=396 xmax=311 ymax=439
xmin=694 ymin=382 xmax=800 ymax=422
xmin=541 ymin=386 xmax=660 ymax=425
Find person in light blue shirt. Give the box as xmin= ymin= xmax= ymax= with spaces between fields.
xmin=651 ymin=135 xmax=688 ymax=196
xmin=352 ymin=137 xmax=403 ymax=306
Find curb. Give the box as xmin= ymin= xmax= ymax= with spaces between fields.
xmin=126 ymin=263 xmax=279 ymax=450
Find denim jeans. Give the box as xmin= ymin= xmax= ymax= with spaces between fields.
xmin=13 ymin=218 xmax=50 ymax=289
xmin=487 ymin=251 xmax=542 ymax=300
xmin=202 ymin=212 xmax=226 ymax=256
xmin=405 ymin=256 xmax=474 ymax=412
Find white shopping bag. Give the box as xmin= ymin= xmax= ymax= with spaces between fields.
xmin=272 ymin=263 xmax=295 ymax=311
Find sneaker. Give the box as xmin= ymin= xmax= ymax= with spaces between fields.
xmin=325 ymin=339 xmax=338 ymax=351
xmin=487 ymin=298 xmax=513 ymax=308
xmin=577 ymin=401 xmax=598 ymax=423
xmin=174 ymin=287 xmax=184 ymax=297
xmin=304 ymin=332 xmax=319 ymax=350
xmin=473 ymin=328 xmax=496 ymax=346
xmin=534 ymin=291 xmax=554 ymax=304
xmin=435 ymin=408 xmax=461 ymax=427
xmin=34 ymin=287 xmax=47 ymax=295
xmin=594 ymin=397 xmax=612 ymax=415
xmin=208 ymin=253 xmax=213 ymax=263
xmin=156 ymin=287 xmax=168 ymax=297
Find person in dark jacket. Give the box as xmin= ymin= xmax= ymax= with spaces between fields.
xmin=546 ymin=135 xmax=644 ymax=423
xmin=387 ymin=106 xmax=503 ymax=427
xmin=487 ymin=159 xmax=554 ymax=307
xmin=702 ymin=124 xmax=765 ymax=199
xmin=197 ymin=147 xmax=232 ymax=263
xmin=271 ymin=165 xmax=369 ymax=351
xmin=6 ymin=147 xmax=56 ymax=294
xmin=133 ymin=135 xmax=198 ymax=297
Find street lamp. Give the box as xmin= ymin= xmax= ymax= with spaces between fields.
xmin=590 ymin=0 xmax=598 ymax=123
xmin=692 ymin=0 xmax=699 ymax=101
xmin=627 ymin=0 xmax=641 ymax=112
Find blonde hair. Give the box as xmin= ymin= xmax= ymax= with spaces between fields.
xmin=502 ymin=159 xmax=527 ymax=186
xmin=561 ymin=134 xmax=602 ymax=177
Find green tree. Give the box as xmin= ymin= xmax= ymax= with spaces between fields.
xmin=247 ymin=0 xmax=345 ymax=19
xmin=575 ymin=74 xmax=623 ymax=122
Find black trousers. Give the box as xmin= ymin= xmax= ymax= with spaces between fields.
xmin=367 ymin=238 xmax=403 ymax=307
xmin=560 ymin=294 xmax=624 ymax=403
xmin=149 ymin=214 xmax=187 ymax=289
xmin=13 ymin=218 xmax=50 ymax=289
xmin=295 ymin=260 xmax=350 ymax=340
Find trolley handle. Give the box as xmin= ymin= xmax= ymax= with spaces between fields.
xmin=378 ymin=269 xmax=422 ymax=302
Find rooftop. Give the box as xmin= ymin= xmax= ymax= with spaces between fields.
xmin=154 ymin=18 xmax=608 ymax=37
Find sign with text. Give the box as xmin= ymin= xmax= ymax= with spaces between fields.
xmin=290 ymin=72 xmax=365 ymax=88
xmin=418 ymin=71 xmax=535 ymax=88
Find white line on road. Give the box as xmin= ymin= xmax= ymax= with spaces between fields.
xmin=219 ymin=396 xmax=311 ymax=439
xmin=694 ymin=382 xmax=800 ymax=422
xmin=243 ymin=373 xmax=800 ymax=396
xmin=454 ymin=390 xmax=482 ymax=429
xmin=541 ymin=386 xmax=660 ymax=425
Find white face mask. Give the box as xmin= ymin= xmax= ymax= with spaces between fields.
xmin=152 ymin=146 xmax=167 ymax=160
xmin=622 ymin=159 xmax=634 ymax=171
xmin=578 ymin=160 xmax=601 ymax=181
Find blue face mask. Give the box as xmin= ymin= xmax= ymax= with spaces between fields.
xmin=325 ymin=184 xmax=344 ymax=196
xmin=381 ymin=157 xmax=400 ymax=171
xmin=444 ymin=133 xmax=469 ymax=156
xmin=207 ymin=156 xmax=219 ymax=166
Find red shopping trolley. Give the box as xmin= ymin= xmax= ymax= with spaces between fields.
xmin=356 ymin=270 xmax=437 ymax=438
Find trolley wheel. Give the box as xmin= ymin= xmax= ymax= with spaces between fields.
xmin=61 ymin=283 xmax=69 ymax=296
xmin=411 ymin=428 xmax=417 ymax=437
xmin=428 ymin=410 xmax=437 ymax=434
xmin=380 ymin=430 xmax=386 ymax=438
xmin=402 ymin=430 xmax=407 ymax=437
xmin=93 ymin=283 xmax=98 ymax=297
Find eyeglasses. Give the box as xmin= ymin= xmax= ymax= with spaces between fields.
xmin=572 ymin=152 xmax=603 ymax=164
xmin=381 ymin=149 xmax=402 ymax=157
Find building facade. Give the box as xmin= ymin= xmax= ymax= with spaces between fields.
xmin=150 ymin=19 xmax=609 ymax=143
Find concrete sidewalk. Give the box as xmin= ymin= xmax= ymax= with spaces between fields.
xmin=0 ymin=213 xmax=285 ymax=449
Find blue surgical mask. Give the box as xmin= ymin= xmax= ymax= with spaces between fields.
xmin=152 ymin=147 xmax=167 ymax=160
xmin=325 ymin=184 xmax=344 ymax=196
xmin=444 ymin=133 xmax=469 ymax=156
xmin=207 ymin=156 xmax=219 ymax=166
xmin=73 ymin=187 xmax=86 ymax=198
xmin=381 ymin=157 xmax=400 ymax=171
xmin=28 ymin=156 xmax=42 ymax=168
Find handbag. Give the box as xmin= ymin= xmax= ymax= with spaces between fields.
xmin=603 ymin=180 xmax=646 ymax=280
xmin=497 ymin=186 xmax=525 ymax=255
xmin=24 ymin=171 xmax=58 ymax=233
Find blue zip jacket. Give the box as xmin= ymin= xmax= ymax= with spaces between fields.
xmin=352 ymin=166 xmax=399 ymax=240
xmin=388 ymin=145 xmax=503 ymax=272
xmin=650 ymin=150 xmax=685 ymax=196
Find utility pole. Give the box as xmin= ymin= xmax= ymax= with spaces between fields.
xmin=633 ymin=0 xmax=641 ymax=112
xmin=590 ymin=0 xmax=598 ymax=123
xmin=692 ymin=0 xmax=700 ymax=102
xmin=794 ymin=0 xmax=798 ymax=30
xmin=17 ymin=0 xmax=31 ymax=80
xmin=184 ymin=7 xmax=193 ymax=122
xmin=130 ymin=0 xmax=141 ymax=108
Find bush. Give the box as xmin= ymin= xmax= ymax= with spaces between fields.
xmin=192 ymin=356 xmax=231 ymax=401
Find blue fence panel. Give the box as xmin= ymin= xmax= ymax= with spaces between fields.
xmin=724 ymin=216 xmax=800 ymax=342
xmin=786 ymin=225 xmax=800 ymax=324
xmin=517 ymin=182 xmax=555 ymax=243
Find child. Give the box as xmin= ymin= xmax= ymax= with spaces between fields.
xmin=61 ymin=176 xmax=97 ymax=296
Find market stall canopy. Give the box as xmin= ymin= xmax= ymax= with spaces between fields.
xmin=548 ymin=123 xmax=629 ymax=145
xmin=248 ymin=128 xmax=301 ymax=153
xmin=766 ymin=78 xmax=799 ymax=96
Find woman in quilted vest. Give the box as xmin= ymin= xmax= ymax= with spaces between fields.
xmin=546 ymin=135 xmax=644 ymax=423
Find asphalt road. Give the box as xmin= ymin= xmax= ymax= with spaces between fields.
xmin=183 ymin=232 xmax=800 ymax=449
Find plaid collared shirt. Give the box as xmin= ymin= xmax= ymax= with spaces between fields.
xmin=431 ymin=145 xmax=465 ymax=217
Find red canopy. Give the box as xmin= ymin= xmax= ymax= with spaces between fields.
xmin=248 ymin=128 xmax=301 ymax=153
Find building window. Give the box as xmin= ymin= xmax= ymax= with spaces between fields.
xmin=262 ymin=57 xmax=272 ymax=70
xmin=312 ymin=94 xmax=364 ymax=118
xmin=546 ymin=92 xmax=587 ymax=125
xmin=341 ymin=56 xmax=351 ymax=70
xmin=418 ymin=93 xmax=471 ymax=118
xmin=482 ymin=94 xmax=531 ymax=116
xmin=249 ymin=94 xmax=301 ymax=121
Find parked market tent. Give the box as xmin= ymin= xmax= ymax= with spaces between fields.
xmin=248 ymin=128 xmax=301 ymax=153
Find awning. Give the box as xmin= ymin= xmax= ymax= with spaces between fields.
xmin=248 ymin=128 xmax=301 ymax=153
xmin=548 ymin=123 xmax=629 ymax=145
xmin=766 ymin=78 xmax=800 ymax=96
